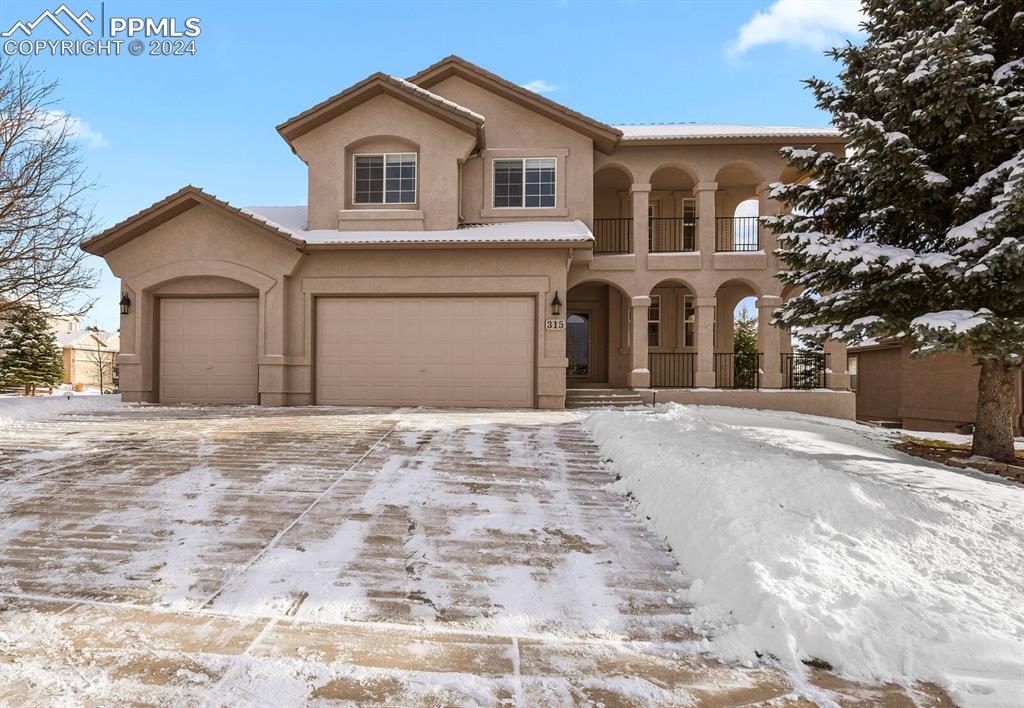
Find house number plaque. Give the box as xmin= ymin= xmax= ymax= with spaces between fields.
xmin=544 ymin=319 xmax=566 ymax=331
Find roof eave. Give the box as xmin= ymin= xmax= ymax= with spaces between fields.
xmin=301 ymin=238 xmax=593 ymax=251
xmin=276 ymin=73 xmax=483 ymax=148
xmin=81 ymin=186 xmax=306 ymax=257
xmin=408 ymin=56 xmax=622 ymax=154
xmin=617 ymin=134 xmax=846 ymax=147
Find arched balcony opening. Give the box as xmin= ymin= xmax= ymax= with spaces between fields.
xmin=649 ymin=166 xmax=699 ymax=253
xmin=714 ymin=163 xmax=764 ymax=252
xmin=592 ymin=165 xmax=633 ymax=254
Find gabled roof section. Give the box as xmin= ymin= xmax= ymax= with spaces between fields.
xmin=276 ymin=72 xmax=485 ymax=149
xmin=407 ymin=55 xmax=622 ymax=154
xmin=80 ymin=186 xmax=305 ymax=257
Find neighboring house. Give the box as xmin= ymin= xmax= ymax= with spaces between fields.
xmin=81 ymin=55 xmax=851 ymax=411
xmin=849 ymin=342 xmax=1023 ymax=435
xmin=56 ymin=330 xmax=119 ymax=392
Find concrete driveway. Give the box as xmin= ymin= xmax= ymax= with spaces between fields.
xmin=0 ymin=405 xmax=948 ymax=705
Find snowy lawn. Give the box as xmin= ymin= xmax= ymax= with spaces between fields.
xmin=0 ymin=391 xmax=122 ymax=424
xmin=584 ymin=403 xmax=1024 ymax=708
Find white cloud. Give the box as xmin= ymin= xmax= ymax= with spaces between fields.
xmin=40 ymin=110 xmax=109 ymax=148
xmin=520 ymin=79 xmax=559 ymax=94
xmin=731 ymin=0 xmax=864 ymax=55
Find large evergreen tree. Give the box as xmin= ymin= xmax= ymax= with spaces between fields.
xmin=0 ymin=307 xmax=64 ymax=395
xmin=767 ymin=0 xmax=1023 ymax=462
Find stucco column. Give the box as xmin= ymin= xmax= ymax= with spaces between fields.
xmin=757 ymin=181 xmax=781 ymax=255
xmin=756 ymin=295 xmax=783 ymax=388
xmin=695 ymin=296 xmax=716 ymax=387
xmin=629 ymin=295 xmax=651 ymax=388
xmin=694 ymin=181 xmax=717 ymax=254
xmin=630 ymin=183 xmax=650 ymax=259
xmin=825 ymin=338 xmax=851 ymax=390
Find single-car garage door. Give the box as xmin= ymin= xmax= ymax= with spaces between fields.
xmin=159 ymin=298 xmax=259 ymax=404
xmin=317 ymin=297 xmax=534 ymax=408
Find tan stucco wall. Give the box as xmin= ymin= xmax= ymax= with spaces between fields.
xmin=291 ymin=93 xmax=477 ymax=231
xmin=639 ymin=388 xmax=856 ymax=420
xmin=854 ymin=345 xmax=1024 ymax=434
xmin=428 ymin=76 xmax=594 ymax=224
xmin=102 ymin=202 xmax=571 ymax=408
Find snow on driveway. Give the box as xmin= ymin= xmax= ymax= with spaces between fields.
xmin=584 ymin=403 xmax=1024 ymax=708
xmin=0 ymin=403 xmax=955 ymax=705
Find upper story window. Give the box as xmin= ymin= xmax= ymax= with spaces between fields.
xmin=353 ymin=153 xmax=416 ymax=205
xmin=493 ymin=158 xmax=556 ymax=208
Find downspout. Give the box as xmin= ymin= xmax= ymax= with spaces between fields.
xmin=457 ymin=158 xmax=464 ymax=222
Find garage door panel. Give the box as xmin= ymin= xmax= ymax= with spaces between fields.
xmin=160 ymin=298 xmax=258 ymax=405
xmin=317 ymin=297 xmax=534 ymax=408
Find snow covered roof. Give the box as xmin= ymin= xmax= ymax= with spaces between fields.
xmin=616 ymin=124 xmax=842 ymax=142
xmin=56 ymin=330 xmax=115 ymax=350
xmin=242 ymin=205 xmax=593 ymax=245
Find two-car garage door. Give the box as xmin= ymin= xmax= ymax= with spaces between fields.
xmin=317 ymin=297 xmax=534 ymax=408
xmin=157 ymin=296 xmax=535 ymax=407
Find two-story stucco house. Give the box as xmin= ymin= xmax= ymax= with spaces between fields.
xmin=82 ymin=55 xmax=852 ymax=414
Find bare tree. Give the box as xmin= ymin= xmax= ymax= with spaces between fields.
xmin=84 ymin=340 xmax=115 ymax=393
xmin=0 ymin=59 xmax=98 ymax=318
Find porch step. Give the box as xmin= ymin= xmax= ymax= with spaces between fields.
xmin=565 ymin=388 xmax=646 ymax=409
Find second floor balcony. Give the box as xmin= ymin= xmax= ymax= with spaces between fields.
xmin=593 ymin=215 xmax=761 ymax=255
xmin=592 ymin=162 xmax=770 ymax=258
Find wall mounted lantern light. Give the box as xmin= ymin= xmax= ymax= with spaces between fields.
xmin=550 ymin=291 xmax=562 ymax=317
xmin=119 ymin=292 xmax=131 ymax=315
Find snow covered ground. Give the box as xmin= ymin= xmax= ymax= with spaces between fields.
xmin=584 ymin=404 xmax=1024 ymax=708
xmin=0 ymin=391 xmax=122 ymax=424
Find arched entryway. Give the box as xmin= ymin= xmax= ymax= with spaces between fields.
xmin=566 ymin=281 xmax=632 ymax=387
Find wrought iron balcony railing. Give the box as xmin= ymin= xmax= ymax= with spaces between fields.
xmin=649 ymin=218 xmax=697 ymax=253
xmin=715 ymin=217 xmax=760 ymax=252
xmin=592 ymin=218 xmax=633 ymax=254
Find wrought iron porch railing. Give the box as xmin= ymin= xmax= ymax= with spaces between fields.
xmin=782 ymin=351 xmax=829 ymax=389
xmin=592 ymin=218 xmax=633 ymax=254
xmin=714 ymin=352 xmax=762 ymax=389
xmin=649 ymin=352 xmax=696 ymax=388
xmin=715 ymin=217 xmax=760 ymax=252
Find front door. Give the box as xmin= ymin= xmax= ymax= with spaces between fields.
xmin=567 ymin=312 xmax=590 ymax=377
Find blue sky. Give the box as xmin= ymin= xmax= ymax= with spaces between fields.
xmin=2 ymin=0 xmax=862 ymax=330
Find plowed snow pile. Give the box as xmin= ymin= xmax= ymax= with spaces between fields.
xmin=583 ymin=404 xmax=1023 ymax=708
